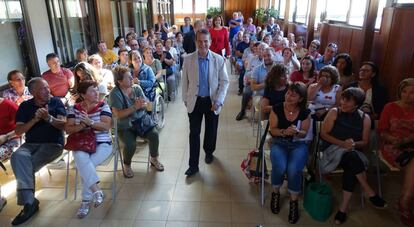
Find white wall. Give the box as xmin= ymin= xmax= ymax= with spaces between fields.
xmin=25 ymin=0 xmax=54 ymax=74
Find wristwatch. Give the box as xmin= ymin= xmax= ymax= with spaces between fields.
xmin=48 ymin=116 xmax=53 ymax=123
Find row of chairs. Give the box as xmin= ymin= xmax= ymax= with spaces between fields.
xmin=251 ymin=103 xmax=397 ymax=207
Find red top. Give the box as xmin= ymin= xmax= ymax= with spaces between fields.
xmin=290 ymin=70 xmax=318 ymax=85
xmin=209 ymin=27 xmax=231 ymax=57
xmin=42 ymin=67 xmax=74 ymax=97
xmin=378 ymin=102 xmax=414 ymax=166
xmin=0 ymin=99 xmax=18 ymax=134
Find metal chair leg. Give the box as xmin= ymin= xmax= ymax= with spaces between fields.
xmin=64 ymin=151 xmax=70 ymax=199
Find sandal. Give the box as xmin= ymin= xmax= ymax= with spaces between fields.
xmin=334 ymin=210 xmax=347 ymax=225
xmin=397 ymin=199 xmax=414 ymax=227
xmin=123 ymin=165 xmax=134 ymax=178
xmin=150 ymin=158 xmax=164 ymax=171
xmin=270 ymin=192 xmax=280 ymax=214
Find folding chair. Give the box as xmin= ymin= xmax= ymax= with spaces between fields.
xmin=113 ymin=118 xmax=150 ymax=176
xmin=73 ymin=124 xmax=120 ymax=200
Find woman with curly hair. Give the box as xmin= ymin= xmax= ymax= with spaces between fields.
xmin=261 ymin=64 xmax=289 ymax=118
xmin=332 ymin=53 xmax=355 ymax=88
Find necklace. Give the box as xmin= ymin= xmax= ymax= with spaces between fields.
xmin=284 ymin=103 xmax=297 ymax=115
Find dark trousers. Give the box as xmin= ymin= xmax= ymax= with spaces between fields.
xmin=340 ymin=151 xmax=366 ymax=192
xmin=238 ymin=69 xmax=245 ymax=93
xmin=188 ymin=97 xmax=219 ymax=168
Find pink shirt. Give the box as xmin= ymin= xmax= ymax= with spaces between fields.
xmin=42 ymin=68 xmax=73 ymax=97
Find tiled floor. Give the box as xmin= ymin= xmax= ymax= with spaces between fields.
xmin=0 ymin=62 xmax=405 ymax=226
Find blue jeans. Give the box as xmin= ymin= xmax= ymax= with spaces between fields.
xmin=270 ymin=138 xmax=308 ymax=194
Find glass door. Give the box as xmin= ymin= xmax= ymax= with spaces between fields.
xmin=46 ymin=0 xmax=98 ymax=65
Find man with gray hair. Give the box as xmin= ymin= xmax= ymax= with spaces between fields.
xmin=183 ymin=20 xmax=205 ymax=54
xmin=10 ymin=77 xmax=66 ymax=225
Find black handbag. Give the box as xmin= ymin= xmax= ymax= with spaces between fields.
xmin=131 ymin=114 xmax=156 ymax=137
xmin=118 ymin=86 xmax=156 ymax=137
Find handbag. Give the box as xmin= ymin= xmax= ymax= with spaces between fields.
xmin=131 ymin=113 xmax=156 ymax=137
xmin=304 ymin=182 xmax=333 ymax=222
xmin=118 ymin=86 xmax=156 ymax=137
xmin=64 ymin=103 xmax=99 ymax=153
xmin=65 ymin=128 xmax=96 ymax=153
xmin=241 ymin=122 xmax=270 ymax=183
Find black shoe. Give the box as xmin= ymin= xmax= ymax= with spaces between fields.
xmin=334 ymin=210 xmax=347 ymax=225
xmin=12 ymin=198 xmax=39 ymax=225
xmin=205 ymin=154 xmax=214 ymax=164
xmin=185 ymin=167 xmax=199 ymax=177
xmin=288 ymin=200 xmax=299 ymax=224
xmin=369 ymin=194 xmax=388 ymax=209
xmin=270 ymin=192 xmax=280 ymax=214
xmin=236 ymin=111 xmax=245 ymax=121
xmin=237 ymin=90 xmax=242 ymax=96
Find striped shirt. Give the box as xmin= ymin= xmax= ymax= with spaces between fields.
xmin=67 ymin=102 xmax=112 ymax=142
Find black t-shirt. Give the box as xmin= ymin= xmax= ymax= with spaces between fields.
xmin=16 ymin=97 xmax=66 ymax=145
xmin=153 ymin=51 xmax=173 ymax=76
xmin=264 ymin=86 xmax=288 ymax=106
xmin=236 ymin=42 xmax=250 ymax=54
xmin=272 ymin=102 xmax=310 ymax=136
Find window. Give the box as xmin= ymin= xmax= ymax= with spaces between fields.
xmin=289 ymin=0 xmax=296 ymax=21
xmin=326 ymin=0 xmax=350 ymax=22
xmin=375 ymin=0 xmax=387 ymax=29
xmin=395 ymin=0 xmax=414 ymax=3
xmin=195 ymin=0 xmax=206 ymax=14
xmin=348 ymin=0 xmax=367 ymax=26
xmin=279 ymin=0 xmax=286 ymax=19
xmin=0 ymin=0 xmax=36 ymax=83
xmin=315 ymin=0 xmax=327 ymax=28
xmin=295 ymin=0 xmax=310 ymax=24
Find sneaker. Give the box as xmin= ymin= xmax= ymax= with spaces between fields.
xmin=11 ymin=198 xmax=39 ymax=225
xmin=77 ymin=200 xmax=90 ymax=219
xmin=334 ymin=210 xmax=347 ymax=225
xmin=236 ymin=111 xmax=245 ymax=121
xmin=369 ymin=194 xmax=388 ymax=209
xmin=92 ymin=190 xmax=104 ymax=208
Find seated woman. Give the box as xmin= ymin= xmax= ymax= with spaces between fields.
xmin=378 ymin=78 xmax=414 ymax=226
xmin=281 ymin=47 xmax=300 ymax=75
xmin=269 ymin=82 xmax=311 ymax=224
xmin=143 ymin=47 xmax=163 ymax=80
xmin=348 ymin=62 xmax=387 ymax=121
xmin=0 ymin=97 xmax=19 ymax=163
xmin=109 ymin=66 xmax=164 ymax=178
xmin=129 ymin=50 xmax=156 ymax=102
xmin=308 ymin=65 xmax=342 ymax=120
xmin=73 ymin=62 xmax=107 ymax=102
xmin=3 ymin=70 xmax=32 ymax=105
xmin=261 ymin=64 xmax=289 ymax=119
xmin=65 ymin=80 xmax=112 ymax=218
xmin=320 ymin=87 xmax=387 ymax=225
xmin=332 ymin=53 xmax=355 ymax=88
xmin=290 ymin=55 xmax=318 ymax=87
xmin=293 ymin=36 xmax=307 ymax=60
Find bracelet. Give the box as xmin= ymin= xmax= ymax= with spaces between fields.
xmin=48 ymin=116 xmax=53 ymax=123
xmin=89 ymin=120 xmax=95 ymax=126
xmin=132 ymin=105 xmax=137 ymax=111
xmin=280 ymin=129 xmax=285 ymax=137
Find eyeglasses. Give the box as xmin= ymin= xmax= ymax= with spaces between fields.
xmin=328 ymin=43 xmax=338 ymax=49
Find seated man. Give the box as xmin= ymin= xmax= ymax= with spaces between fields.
xmin=315 ymin=42 xmax=338 ymax=71
xmin=237 ymin=47 xmax=274 ymax=120
xmin=42 ymin=53 xmax=74 ymax=98
xmin=10 ymin=78 xmax=66 ymax=225
xmin=97 ymin=41 xmax=118 ymax=69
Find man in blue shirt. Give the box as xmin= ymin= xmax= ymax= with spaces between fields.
xmin=182 ymin=29 xmax=229 ymax=176
xmin=10 ymin=78 xmax=66 ymax=225
xmin=316 ymin=42 xmax=338 ymax=71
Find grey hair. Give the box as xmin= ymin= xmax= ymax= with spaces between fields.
xmin=28 ymin=77 xmax=46 ymax=94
